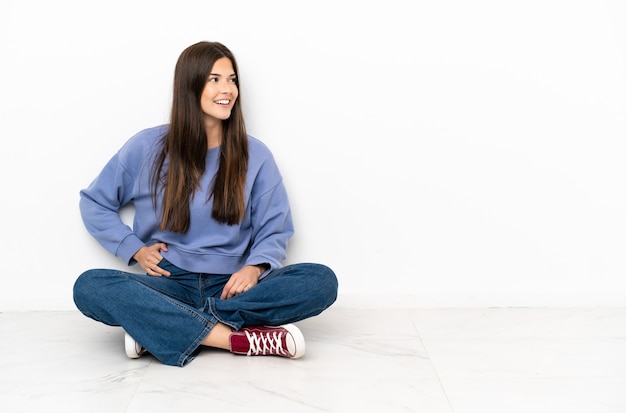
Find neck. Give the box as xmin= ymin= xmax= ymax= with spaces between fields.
xmin=205 ymin=121 xmax=223 ymax=149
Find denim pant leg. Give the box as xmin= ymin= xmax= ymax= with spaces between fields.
xmin=73 ymin=264 xmax=217 ymax=367
xmin=207 ymin=263 xmax=338 ymax=330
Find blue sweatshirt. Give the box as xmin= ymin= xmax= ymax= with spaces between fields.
xmin=79 ymin=125 xmax=294 ymax=275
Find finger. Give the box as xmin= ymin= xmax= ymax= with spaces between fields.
xmin=221 ymin=278 xmax=237 ymax=299
xmin=220 ymin=286 xmax=231 ymax=300
xmin=223 ymin=283 xmax=245 ymax=299
xmin=153 ymin=265 xmax=170 ymax=277
xmin=146 ymin=265 xmax=170 ymax=277
xmin=234 ymin=284 xmax=251 ymax=296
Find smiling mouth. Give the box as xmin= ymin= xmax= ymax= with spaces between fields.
xmin=215 ymin=99 xmax=230 ymax=105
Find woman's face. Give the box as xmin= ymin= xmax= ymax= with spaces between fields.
xmin=200 ymin=57 xmax=239 ymax=125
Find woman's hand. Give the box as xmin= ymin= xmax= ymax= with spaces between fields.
xmin=221 ymin=265 xmax=266 ymax=299
xmin=133 ymin=243 xmax=170 ymax=277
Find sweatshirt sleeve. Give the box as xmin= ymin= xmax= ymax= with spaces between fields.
xmin=79 ymin=150 xmax=146 ymax=265
xmin=245 ymin=151 xmax=295 ymax=273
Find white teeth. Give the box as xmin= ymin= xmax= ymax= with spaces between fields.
xmin=215 ymin=100 xmax=230 ymax=105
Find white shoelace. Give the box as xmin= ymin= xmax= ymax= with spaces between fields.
xmin=245 ymin=330 xmax=287 ymax=356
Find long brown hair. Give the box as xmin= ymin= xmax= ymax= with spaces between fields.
xmin=152 ymin=41 xmax=248 ymax=232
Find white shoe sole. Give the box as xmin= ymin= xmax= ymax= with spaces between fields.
xmin=124 ymin=331 xmax=145 ymax=359
xmin=282 ymin=323 xmax=306 ymax=359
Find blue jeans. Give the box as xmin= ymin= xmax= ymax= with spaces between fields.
xmin=73 ymin=259 xmax=338 ymax=367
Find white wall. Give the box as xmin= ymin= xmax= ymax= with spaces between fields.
xmin=1 ymin=0 xmax=625 ymax=310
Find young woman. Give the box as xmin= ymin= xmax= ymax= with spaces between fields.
xmin=73 ymin=41 xmax=338 ymax=367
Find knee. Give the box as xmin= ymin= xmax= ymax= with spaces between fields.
xmin=73 ymin=268 xmax=100 ymax=292
xmin=320 ymin=264 xmax=338 ymax=291
xmin=73 ymin=269 xmax=97 ymax=310
xmin=73 ymin=268 xmax=117 ymax=310
xmin=309 ymin=263 xmax=339 ymax=304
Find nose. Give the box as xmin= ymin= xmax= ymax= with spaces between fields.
xmin=220 ymin=80 xmax=235 ymax=94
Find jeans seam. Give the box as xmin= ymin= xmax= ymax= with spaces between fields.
xmin=207 ymin=297 xmax=240 ymax=330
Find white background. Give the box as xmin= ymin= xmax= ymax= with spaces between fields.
xmin=1 ymin=0 xmax=624 ymax=310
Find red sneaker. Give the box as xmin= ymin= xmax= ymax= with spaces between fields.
xmin=229 ymin=324 xmax=305 ymax=359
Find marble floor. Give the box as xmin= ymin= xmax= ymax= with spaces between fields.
xmin=1 ymin=306 xmax=625 ymax=412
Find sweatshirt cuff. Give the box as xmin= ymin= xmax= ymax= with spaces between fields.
xmin=116 ymin=234 xmax=146 ymax=265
